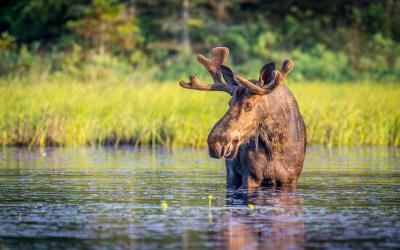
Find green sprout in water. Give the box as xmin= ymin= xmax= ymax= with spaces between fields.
xmin=208 ymin=195 xmax=213 ymax=208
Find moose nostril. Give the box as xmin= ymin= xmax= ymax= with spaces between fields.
xmin=232 ymin=138 xmax=239 ymax=145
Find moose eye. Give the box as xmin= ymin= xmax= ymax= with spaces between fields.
xmin=244 ymin=102 xmax=252 ymax=112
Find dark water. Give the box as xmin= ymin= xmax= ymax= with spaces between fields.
xmin=0 ymin=147 xmax=399 ymax=250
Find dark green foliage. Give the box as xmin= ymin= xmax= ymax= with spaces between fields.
xmin=0 ymin=0 xmax=399 ymax=81
xmin=0 ymin=0 xmax=89 ymax=43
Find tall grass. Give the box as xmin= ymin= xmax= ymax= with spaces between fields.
xmin=0 ymin=74 xmax=399 ymax=147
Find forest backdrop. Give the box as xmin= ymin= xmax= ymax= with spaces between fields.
xmin=0 ymin=0 xmax=399 ymax=147
xmin=1 ymin=0 xmax=400 ymax=80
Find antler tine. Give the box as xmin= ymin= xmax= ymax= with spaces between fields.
xmin=281 ymin=59 xmax=294 ymax=78
xmin=179 ymin=75 xmax=233 ymax=92
xmin=179 ymin=47 xmax=234 ymax=95
xmin=198 ymin=47 xmax=229 ymax=83
xmin=234 ymin=59 xmax=293 ymax=95
xmin=234 ymin=71 xmax=282 ymax=95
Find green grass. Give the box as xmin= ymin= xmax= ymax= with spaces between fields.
xmin=0 ymin=74 xmax=399 ymax=147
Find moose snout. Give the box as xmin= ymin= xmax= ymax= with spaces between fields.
xmin=208 ymin=142 xmax=224 ymax=159
xmin=207 ymin=135 xmax=229 ymax=159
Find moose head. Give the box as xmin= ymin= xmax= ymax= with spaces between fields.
xmin=179 ymin=47 xmax=294 ymax=160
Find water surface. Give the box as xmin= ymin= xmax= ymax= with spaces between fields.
xmin=0 ymin=146 xmax=399 ymax=249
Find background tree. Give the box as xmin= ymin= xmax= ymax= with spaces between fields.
xmin=0 ymin=0 xmax=399 ymax=81
xmin=68 ymin=0 xmax=140 ymax=54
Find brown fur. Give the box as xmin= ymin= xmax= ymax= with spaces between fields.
xmin=179 ymin=47 xmax=306 ymax=189
xmin=209 ymin=84 xmax=306 ymax=188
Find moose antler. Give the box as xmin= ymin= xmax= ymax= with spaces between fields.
xmin=234 ymin=59 xmax=294 ymax=95
xmin=179 ymin=47 xmax=235 ymax=95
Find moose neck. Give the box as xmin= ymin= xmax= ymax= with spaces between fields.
xmin=249 ymin=89 xmax=293 ymax=156
xmin=250 ymin=118 xmax=285 ymax=156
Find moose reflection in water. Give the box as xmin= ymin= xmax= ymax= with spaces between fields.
xmin=222 ymin=187 xmax=305 ymax=250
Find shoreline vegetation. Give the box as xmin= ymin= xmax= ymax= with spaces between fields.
xmin=0 ymin=1 xmax=399 ymax=148
xmin=1 ymin=74 xmax=399 ymax=148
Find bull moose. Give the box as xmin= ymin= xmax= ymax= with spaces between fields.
xmin=179 ymin=47 xmax=306 ymax=189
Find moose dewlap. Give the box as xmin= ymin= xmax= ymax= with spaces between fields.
xmin=179 ymin=47 xmax=306 ymax=189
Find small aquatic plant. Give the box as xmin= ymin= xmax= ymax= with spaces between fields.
xmin=208 ymin=195 xmax=214 ymax=208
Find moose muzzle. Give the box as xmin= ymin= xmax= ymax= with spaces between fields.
xmin=207 ymin=135 xmax=229 ymax=159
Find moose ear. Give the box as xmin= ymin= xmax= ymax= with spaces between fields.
xmin=220 ymin=65 xmax=239 ymax=86
xmin=281 ymin=59 xmax=294 ymax=78
xmin=259 ymin=62 xmax=275 ymax=87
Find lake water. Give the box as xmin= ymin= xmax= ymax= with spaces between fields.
xmin=0 ymin=146 xmax=399 ymax=249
